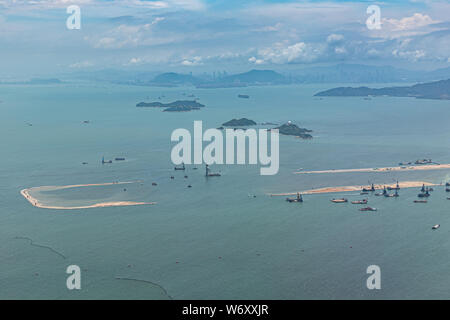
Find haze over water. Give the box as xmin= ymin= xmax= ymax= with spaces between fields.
xmin=1 ymin=83 xmax=450 ymax=299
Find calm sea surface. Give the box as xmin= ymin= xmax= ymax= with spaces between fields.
xmin=1 ymin=83 xmax=450 ymax=299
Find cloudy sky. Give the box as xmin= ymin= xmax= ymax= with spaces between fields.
xmin=1 ymin=0 xmax=450 ymax=77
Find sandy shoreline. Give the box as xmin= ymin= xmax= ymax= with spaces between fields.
xmin=20 ymin=181 xmax=156 ymax=210
xmin=294 ymin=163 xmax=450 ymax=174
xmin=270 ymin=181 xmax=437 ymax=196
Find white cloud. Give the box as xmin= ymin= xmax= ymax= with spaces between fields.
xmin=69 ymin=60 xmax=94 ymax=68
xmin=367 ymin=13 xmax=442 ymax=39
xmin=248 ymin=56 xmax=265 ymax=65
xmin=392 ymin=48 xmax=426 ymax=61
xmin=383 ymin=13 xmax=437 ymax=31
xmin=91 ymin=17 xmax=168 ymax=49
xmin=327 ymin=34 xmax=344 ymax=43
xmin=255 ymin=42 xmax=321 ymax=64
xmin=180 ymin=56 xmax=203 ymax=66
xmin=127 ymin=57 xmax=142 ymax=65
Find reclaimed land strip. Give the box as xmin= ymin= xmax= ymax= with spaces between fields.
xmin=20 ymin=181 xmax=156 ymax=210
xmin=270 ymin=181 xmax=437 ymax=196
xmin=294 ymin=164 xmax=450 ymax=174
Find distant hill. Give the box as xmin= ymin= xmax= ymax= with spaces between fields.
xmin=152 ymin=72 xmax=201 ymax=86
xmin=197 ymin=69 xmax=288 ymax=88
xmin=222 ymin=69 xmax=287 ymax=84
xmin=315 ymin=79 xmax=450 ymax=100
xmin=292 ymin=64 xmax=414 ymax=83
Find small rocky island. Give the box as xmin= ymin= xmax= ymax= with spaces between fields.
xmin=136 ymin=100 xmax=205 ymax=112
xmin=222 ymin=118 xmax=257 ymax=126
xmin=274 ymin=122 xmax=313 ymax=139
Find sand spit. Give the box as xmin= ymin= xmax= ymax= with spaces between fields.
xmin=294 ymin=164 xmax=450 ymax=175
xmin=270 ymin=181 xmax=437 ymax=196
xmin=20 ymin=181 xmax=156 ymax=210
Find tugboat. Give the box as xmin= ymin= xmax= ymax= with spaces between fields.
xmin=387 ymin=181 xmax=400 ymax=191
xmin=174 ymin=162 xmax=186 ymax=171
xmin=359 ymin=207 xmax=377 ymax=211
xmin=362 ymin=183 xmax=375 ymax=192
xmin=415 ymin=159 xmax=432 ymax=165
xmin=101 ymin=156 xmax=112 ymax=164
xmin=418 ymin=187 xmax=430 ymax=198
xmin=331 ymin=198 xmax=348 ymax=203
xmin=384 ymin=189 xmax=399 ymax=198
xmin=286 ymin=193 xmax=303 ymax=203
xmin=205 ymin=164 xmax=221 ymax=177
xmin=351 ymin=199 xmax=368 ymax=204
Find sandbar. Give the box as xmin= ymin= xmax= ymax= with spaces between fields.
xmin=270 ymin=181 xmax=437 ymax=196
xmin=20 ymin=181 xmax=156 ymax=210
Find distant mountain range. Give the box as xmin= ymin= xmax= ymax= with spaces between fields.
xmin=59 ymin=64 xmax=450 ymax=87
xmin=147 ymin=65 xmax=450 ymax=87
xmin=315 ymin=79 xmax=450 ymax=100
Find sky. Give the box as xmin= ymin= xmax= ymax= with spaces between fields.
xmin=0 ymin=0 xmax=449 ymax=77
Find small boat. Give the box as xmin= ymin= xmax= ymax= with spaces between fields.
xmin=359 ymin=207 xmax=377 ymax=211
xmin=432 ymin=224 xmax=440 ymax=230
xmin=101 ymin=156 xmax=112 ymax=164
xmin=351 ymin=199 xmax=368 ymax=204
xmin=152 ymin=182 xmax=157 ymax=186
xmin=374 ymin=192 xmax=384 ymax=196
xmin=387 ymin=181 xmax=400 ymax=191
xmin=286 ymin=193 xmax=303 ymax=203
xmin=187 ymin=185 xmax=192 ymax=188
xmin=414 ymin=200 xmax=427 ymax=203
xmin=446 ymin=188 xmax=450 ymax=192
xmin=384 ymin=190 xmax=399 ymax=198
xmin=115 ymin=157 xmax=126 ymax=161
xmin=418 ymin=193 xmax=430 ymax=198
xmin=362 ymin=183 xmax=375 ymax=192
xmin=331 ymin=198 xmax=348 ymax=203
xmin=446 ymin=182 xmax=450 ymax=187
xmin=174 ymin=163 xmax=186 ymax=170
xmin=170 ymin=176 xmax=174 ymax=179
xmin=360 ymin=192 xmax=369 ymax=195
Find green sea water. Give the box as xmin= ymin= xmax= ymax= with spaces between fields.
xmin=1 ymin=83 xmax=450 ymax=299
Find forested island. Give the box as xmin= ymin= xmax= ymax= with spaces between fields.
xmin=274 ymin=122 xmax=313 ymax=139
xmin=222 ymin=118 xmax=257 ymax=126
xmin=315 ymin=79 xmax=450 ymax=100
xmin=136 ymin=100 xmax=205 ymax=112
